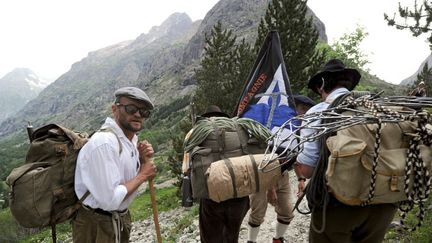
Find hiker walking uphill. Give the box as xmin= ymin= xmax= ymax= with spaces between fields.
xmin=295 ymin=59 xmax=397 ymax=243
xmin=183 ymin=105 xmax=275 ymax=243
xmin=247 ymin=95 xmax=316 ymax=243
xmin=73 ymin=87 xmax=157 ymax=243
xmin=184 ymin=105 xmax=250 ymax=243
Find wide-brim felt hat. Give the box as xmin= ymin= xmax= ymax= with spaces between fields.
xmin=201 ymin=105 xmax=230 ymax=118
xmin=307 ymin=59 xmax=361 ymax=94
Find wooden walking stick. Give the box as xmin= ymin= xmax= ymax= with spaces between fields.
xmin=141 ymin=140 xmax=162 ymax=243
xmin=149 ymin=179 xmax=162 ymax=243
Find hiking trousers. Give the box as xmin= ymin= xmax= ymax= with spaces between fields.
xmin=248 ymin=172 xmax=294 ymax=226
xmin=199 ymin=197 xmax=250 ymax=243
xmin=309 ymin=202 xmax=397 ymax=243
xmin=72 ymin=205 xmax=132 ymax=243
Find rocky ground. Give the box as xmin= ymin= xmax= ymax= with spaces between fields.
xmin=130 ymin=171 xmax=311 ymax=243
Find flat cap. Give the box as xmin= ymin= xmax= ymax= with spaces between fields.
xmin=114 ymin=87 xmax=154 ymax=109
xmin=293 ymin=95 xmax=316 ymax=108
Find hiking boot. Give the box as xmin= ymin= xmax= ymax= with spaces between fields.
xmin=273 ymin=237 xmax=286 ymax=243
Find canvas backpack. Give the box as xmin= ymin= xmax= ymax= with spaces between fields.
xmin=302 ymin=92 xmax=432 ymax=232
xmin=184 ymin=117 xmax=271 ymax=199
xmin=325 ymin=108 xmax=432 ymax=206
xmin=6 ymin=124 xmax=121 ymax=242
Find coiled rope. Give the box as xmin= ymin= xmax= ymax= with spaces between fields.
xmin=271 ymin=92 xmax=432 ymax=232
xmin=183 ymin=117 xmax=271 ymax=153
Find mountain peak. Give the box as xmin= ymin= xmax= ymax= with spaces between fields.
xmin=1 ymin=68 xmax=50 ymax=90
xmin=0 ymin=68 xmax=50 ymax=122
xmin=135 ymin=12 xmax=193 ymax=44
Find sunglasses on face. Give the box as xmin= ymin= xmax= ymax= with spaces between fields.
xmin=116 ymin=103 xmax=151 ymax=118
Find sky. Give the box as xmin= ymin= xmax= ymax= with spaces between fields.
xmin=0 ymin=0 xmax=430 ymax=84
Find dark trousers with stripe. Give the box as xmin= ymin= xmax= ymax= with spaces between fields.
xmin=199 ymin=197 xmax=250 ymax=243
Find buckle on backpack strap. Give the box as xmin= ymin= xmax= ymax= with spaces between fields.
xmin=390 ymin=175 xmax=399 ymax=192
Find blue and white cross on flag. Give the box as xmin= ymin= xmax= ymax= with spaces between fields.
xmin=235 ymin=31 xmax=297 ymax=150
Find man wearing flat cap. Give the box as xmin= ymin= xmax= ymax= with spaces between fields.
xmin=73 ymin=87 xmax=157 ymax=243
xmin=295 ymin=59 xmax=397 ymax=243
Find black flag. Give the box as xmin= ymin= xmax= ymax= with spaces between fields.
xmin=235 ymin=31 xmax=296 ymax=131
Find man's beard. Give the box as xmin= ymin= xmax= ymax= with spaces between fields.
xmin=119 ymin=119 xmax=142 ymax=133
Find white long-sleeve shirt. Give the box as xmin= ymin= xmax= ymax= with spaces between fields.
xmin=74 ymin=117 xmax=141 ymax=211
xmin=296 ymin=87 xmax=350 ymax=167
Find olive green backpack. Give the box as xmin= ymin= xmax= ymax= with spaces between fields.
xmin=184 ymin=117 xmax=271 ymax=199
xmin=6 ymin=124 xmax=121 ymax=242
xmin=6 ymin=124 xmax=89 ymax=240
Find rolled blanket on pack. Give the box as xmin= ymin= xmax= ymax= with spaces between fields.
xmin=206 ymin=154 xmax=281 ymax=202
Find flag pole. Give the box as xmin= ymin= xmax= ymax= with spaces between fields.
xmin=149 ymin=179 xmax=162 ymax=243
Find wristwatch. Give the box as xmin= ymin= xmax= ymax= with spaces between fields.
xmin=298 ymin=176 xmax=306 ymax=182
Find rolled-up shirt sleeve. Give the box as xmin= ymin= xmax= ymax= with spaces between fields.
xmin=296 ymin=119 xmax=320 ymax=167
xmin=296 ymin=105 xmax=326 ymax=168
xmin=297 ymin=88 xmax=349 ymax=168
xmin=80 ymin=143 xmax=127 ymax=211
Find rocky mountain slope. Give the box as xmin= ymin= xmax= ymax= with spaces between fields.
xmin=0 ymin=68 xmax=50 ymax=122
xmin=400 ymin=54 xmax=432 ymax=86
xmin=0 ymin=0 xmax=327 ymax=138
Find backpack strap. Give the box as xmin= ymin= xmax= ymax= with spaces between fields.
xmin=209 ymin=118 xmax=225 ymax=159
xmin=76 ymin=129 xmax=123 ymax=208
xmin=98 ymin=128 xmax=123 ymax=155
xmin=223 ymin=158 xmax=238 ymax=198
xmin=249 ymin=154 xmax=260 ymax=193
xmin=235 ymin=123 xmax=249 ymax=154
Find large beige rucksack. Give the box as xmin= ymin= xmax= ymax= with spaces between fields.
xmin=184 ymin=117 xmax=271 ymax=200
xmin=303 ymin=93 xmax=432 ymax=232
xmin=6 ymin=124 xmax=89 ymax=231
xmin=325 ymin=114 xmax=432 ymax=206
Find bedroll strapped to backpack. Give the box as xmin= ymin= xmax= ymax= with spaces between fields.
xmin=184 ymin=117 xmax=272 ymax=200
xmin=207 ymin=153 xmax=281 ymax=202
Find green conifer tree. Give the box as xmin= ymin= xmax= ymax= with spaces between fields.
xmin=166 ymin=116 xmax=192 ymax=195
xmin=385 ymin=0 xmax=432 ymax=49
xmin=255 ymin=0 xmax=326 ymax=94
xmin=194 ymin=22 xmax=254 ymax=114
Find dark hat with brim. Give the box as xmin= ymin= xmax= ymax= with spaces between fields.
xmin=201 ymin=105 xmax=230 ymax=118
xmin=308 ymin=59 xmax=361 ymax=94
xmin=293 ymin=95 xmax=316 ymax=108
xmin=114 ymin=87 xmax=154 ymax=109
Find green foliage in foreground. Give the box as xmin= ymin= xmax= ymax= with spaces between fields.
xmin=8 ymin=186 xmax=179 ymax=242
xmin=384 ymin=198 xmax=432 ymax=243
xmin=129 ymin=187 xmax=178 ymax=221
xmin=0 ymin=208 xmax=23 ymax=242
